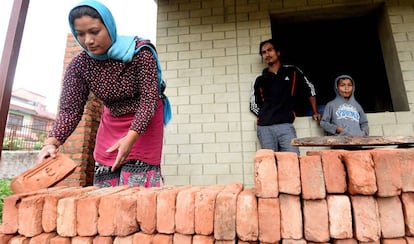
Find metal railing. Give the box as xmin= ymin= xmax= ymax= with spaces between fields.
xmin=2 ymin=122 xmax=48 ymax=151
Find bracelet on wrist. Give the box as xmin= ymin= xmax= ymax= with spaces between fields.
xmin=41 ymin=143 xmax=58 ymax=149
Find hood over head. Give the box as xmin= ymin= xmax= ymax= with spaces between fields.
xmin=334 ymin=74 xmax=355 ymax=100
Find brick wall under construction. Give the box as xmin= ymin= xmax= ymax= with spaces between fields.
xmin=1 ymin=148 xmax=414 ymax=243
xmin=53 ymin=34 xmax=101 ymax=187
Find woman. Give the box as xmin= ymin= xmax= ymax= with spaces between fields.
xmin=38 ymin=0 xmax=171 ymax=187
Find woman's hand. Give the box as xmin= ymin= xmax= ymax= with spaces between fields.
xmin=37 ymin=144 xmax=59 ymax=163
xmin=107 ymin=130 xmax=139 ymax=172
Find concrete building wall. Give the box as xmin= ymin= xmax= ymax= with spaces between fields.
xmin=157 ymin=0 xmax=414 ymax=187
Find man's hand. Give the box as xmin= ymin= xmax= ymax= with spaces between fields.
xmin=312 ymin=113 xmax=321 ymax=122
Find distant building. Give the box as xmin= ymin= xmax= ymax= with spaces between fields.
xmin=4 ymin=88 xmax=55 ymax=150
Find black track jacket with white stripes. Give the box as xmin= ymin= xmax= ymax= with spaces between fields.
xmin=253 ymin=64 xmax=317 ymax=126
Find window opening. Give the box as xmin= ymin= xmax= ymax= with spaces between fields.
xmin=270 ymin=4 xmax=408 ymax=116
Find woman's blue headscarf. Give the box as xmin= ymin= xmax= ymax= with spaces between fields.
xmin=69 ymin=0 xmax=137 ymax=62
xmin=68 ymin=0 xmax=172 ymax=125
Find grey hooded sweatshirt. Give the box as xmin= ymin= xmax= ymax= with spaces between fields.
xmin=320 ymin=75 xmax=369 ymax=136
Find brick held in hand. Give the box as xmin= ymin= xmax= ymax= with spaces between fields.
xmin=10 ymin=152 xmax=79 ymax=194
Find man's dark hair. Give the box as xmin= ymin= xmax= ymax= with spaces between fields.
xmin=69 ymin=5 xmax=102 ymax=25
xmin=259 ymin=39 xmax=280 ymax=55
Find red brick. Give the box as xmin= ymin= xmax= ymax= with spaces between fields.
xmin=194 ymin=185 xmax=224 ymax=235
xmin=332 ymin=239 xmax=358 ymax=244
xmin=10 ymin=152 xmax=78 ymax=194
xmin=398 ymin=149 xmax=414 ymax=192
xmin=309 ymin=150 xmax=347 ymax=193
xmin=0 ymin=233 xmax=14 ymax=243
xmin=402 ymin=193 xmax=414 ymax=235
xmin=237 ymin=240 xmax=258 ymax=244
xmin=236 ymin=188 xmax=258 ymax=242
xmin=359 ymin=240 xmax=380 ymax=244
xmin=258 ymin=198 xmax=280 ymax=243
xmin=56 ymin=196 xmax=81 ymax=237
xmin=192 ymin=234 xmax=215 ymax=243
xmin=136 ymin=188 xmax=158 ymax=234
xmin=156 ymin=185 xmax=191 ymax=234
xmin=9 ymin=235 xmax=30 ymax=243
xmin=303 ymin=199 xmax=329 ymax=242
xmin=381 ymin=238 xmax=408 ymax=244
xmin=350 ymin=195 xmax=381 ymax=242
xmin=405 ymin=236 xmax=414 ymax=244
xmin=377 ymin=196 xmax=405 ymax=238
xmin=279 ymin=194 xmax=302 ymax=239
xmin=275 ymin=152 xmax=301 ymax=195
xmin=254 ymin=149 xmax=278 ymax=198
xmin=2 ymin=194 xmax=23 ymax=234
xmin=175 ymin=186 xmax=201 ymax=235
xmin=299 ymin=155 xmax=326 ymax=200
xmin=114 ymin=188 xmax=143 ymax=236
xmin=215 ymin=241 xmax=237 ymax=244
xmin=152 ymin=233 xmax=173 ymax=243
xmin=214 ymin=183 xmax=243 ymax=241
xmin=113 ymin=235 xmax=133 ymax=244
xmin=50 ymin=236 xmax=71 ymax=244
xmin=17 ymin=194 xmax=46 ymax=237
xmin=343 ymin=151 xmax=377 ymax=195
xmin=43 ymin=186 xmax=97 ymax=233
xmin=97 ymin=187 xmax=140 ymax=236
xmin=92 ymin=236 xmax=114 ymax=244
xmin=281 ymin=239 xmax=306 ymax=244
xmin=28 ymin=232 xmax=57 ymax=243
xmin=70 ymin=236 xmax=94 ymax=244
xmin=326 ymin=195 xmax=353 ymax=239
xmin=371 ymin=150 xmax=402 ymax=197
xmin=132 ymin=232 xmax=153 ymax=244
xmin=173 ymin=233 xmax=192 ymax=244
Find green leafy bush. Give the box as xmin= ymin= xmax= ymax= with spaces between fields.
xmin=34 ymin=141 xmax=43 ymax=150
xmin=0 ymin=179 xmax=13 ymax=224
xmin=2 ymin=138 xmax=23 ymax=150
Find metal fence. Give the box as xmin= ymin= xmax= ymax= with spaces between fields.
xmin=2 ymin=122 xmax=48 ymax=151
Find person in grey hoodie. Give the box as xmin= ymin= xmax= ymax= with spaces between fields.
xmin=320 ymin=75 xmax=369 ymax=136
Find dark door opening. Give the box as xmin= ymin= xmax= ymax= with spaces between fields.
xmin=271 ymin=8 xmax=394 ymax=116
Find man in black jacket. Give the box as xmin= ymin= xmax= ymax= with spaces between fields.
xmin=252 ymin=39 xmax=321 ymax=155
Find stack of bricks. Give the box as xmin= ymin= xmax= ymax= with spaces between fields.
xmin=1 ymin=148 xmax=414 ymax=243
xmin=254 ymin=148 xmax=414 ymax=243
